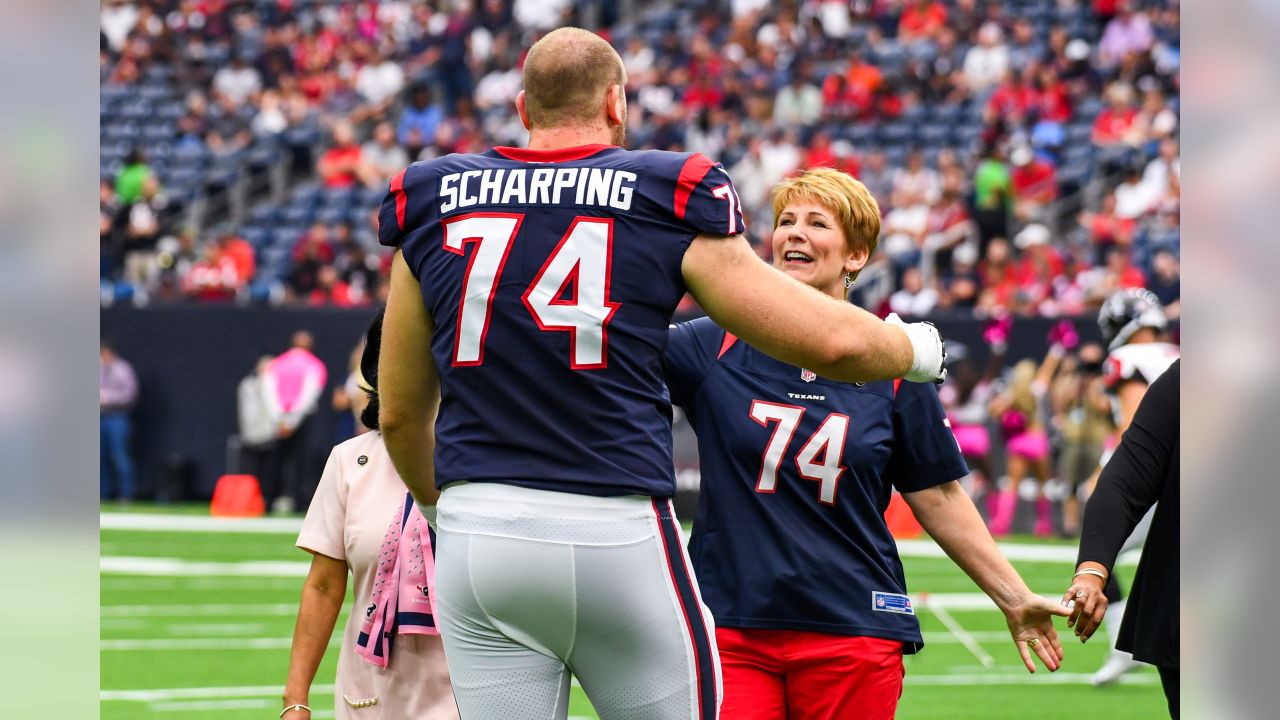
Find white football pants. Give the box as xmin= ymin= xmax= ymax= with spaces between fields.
xmin=433 ymin=482 xmax=721 ymax=720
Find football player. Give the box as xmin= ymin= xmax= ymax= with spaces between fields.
xmin=375 ymin=28 xmax=947 ymax=720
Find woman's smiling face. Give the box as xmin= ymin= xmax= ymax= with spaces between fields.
xmin=772 ymin=200 xmax=858 ymax=293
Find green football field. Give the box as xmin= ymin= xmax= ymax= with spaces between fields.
xmin=101 ymin=505 xmax=1164 ymax=719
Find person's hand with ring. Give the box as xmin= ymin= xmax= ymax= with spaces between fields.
xmin=1062 ymin=563 xmax=1110 ymax=642
xmin=1003 ymin=592 xmax=1068 ymax=672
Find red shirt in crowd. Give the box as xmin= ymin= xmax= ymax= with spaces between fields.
xmin=1012 ymin=160 xmax=1059 ymax=202
xmin=318 ymin=144 xmax=363 ymax=188
xmin=899 ymin=2 xmax=948 ymax=41
xmin=1092 ymin=107 xmax=1137 ymax=144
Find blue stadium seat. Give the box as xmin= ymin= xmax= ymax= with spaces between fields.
xmin=240 ymin=227 xmax=270 ymax=248
xmin=1074 ymin=97 xmax=1103 ymax=121
xmin=917 ymin=124 xmax=952 ymax=146
xmin=248 ymin=204 xmax=280 ymax=226
xmin=291 ymin=182 xmax=323 ymax=208
xmin=271 ymin=227 xmax=303 ymax=249
xmin=879 ymin=121 xmax=914 ymax=148
xmin=280 ymin=205 xmax=315 ymax=226
xmin=317 ymin=206 xmax=349 ymax=225
xmin=322 ymin=186 xmax=358 ymax=208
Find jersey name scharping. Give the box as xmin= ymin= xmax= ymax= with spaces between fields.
xmin=438 ymin=167 xmax=638 ymax=214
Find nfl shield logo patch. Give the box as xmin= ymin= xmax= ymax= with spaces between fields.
xmin=801 ymin=368 xmax=817 ymax=382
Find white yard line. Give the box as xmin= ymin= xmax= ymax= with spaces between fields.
xmin=102 ymin=514 xmax=303 ymax=533
xmin=103 ymin=637 xmax=340 ymax=651
xmin=905 ymin=672 xmax=1159 ymax=686
xmin=102 ymin=685 xmax=334 ymax=702
xmin=102 ymin=556 xmax=309 ymax=576
xmin=103 ymin=603 xmax=300 ymax=617
xmin=102 ymin=513 xmax=1095 ymax=563
xmin=919 ymin=596 xmax=995 ymax=668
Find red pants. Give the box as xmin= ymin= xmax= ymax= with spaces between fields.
xmin=716 ymin=627 xmax=904 ymax=720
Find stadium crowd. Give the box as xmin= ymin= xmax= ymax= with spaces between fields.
xmin=100 ymin=0 xmax=1179 ymax=320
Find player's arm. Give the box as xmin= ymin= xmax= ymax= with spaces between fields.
xmin=1112 ymin=378 xmax=1147 ymax=437
xmin=905 ymin=482 xmax=1068 ymax=672
xmin=378 ymin=250 xmax=441 ymax=507
xmin=682 ymin=234 xmax=943 ymax=383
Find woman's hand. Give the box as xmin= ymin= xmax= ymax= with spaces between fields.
xmin=1062 ymin=572 xmax=1109 ymax=642
xmin=1003 ymin=593 xmax=1069 ymax=672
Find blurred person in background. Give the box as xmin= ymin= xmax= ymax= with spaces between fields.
xmin=398 ymin=83 xmax=444 ymax=159
xmin=1148 ymin=248 xmax=1180 ymax=318
xmin=237 ymin=355 xmax=280 ymax=483
xmin=1051 ymin=342 xmax=1112 ymax=537
xmin=964 ymin=22 xmax=1010 ymax=93
xmin=987 ymin=325 xmax=1070 ymax=537
xmin=1010 ymin=145 xmax=1057 ymax=223
xmin=666 ymin=168 xmax=1066 ymax=720
xmin=938 ymin=338 xmax=1001 ymax=510
xmin=1064 ymin=360 xmax=1179 ymax=717
xmin=360 ymin=121 xmax=410 ymax=187
xmin=100 ymin=178 xmax=123 ymax=278
xmin=1085 ymin=288 xmax=1179 ymax=686
xmin=318 ymin=121 xmax=376 ymax=189
xmin=100 ymin=339 xmax=138 ymax=503
xmin=121 ymin=175 xmax=170 ymax=290
xmin=263 ymin=330 xmax=328 ymax=514
xmin=284 ymin=310 xmax=457 ymax=720
xmin=972 ymin=142 xmax=1012 ymax=251
xmin=114 ymin=147 xmax=153 ymax=205
xmin=889 ymin=266 xmax=939 ymax=317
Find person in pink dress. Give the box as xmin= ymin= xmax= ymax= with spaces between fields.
xmin=282 ymin=310 xmax=458 ymax=720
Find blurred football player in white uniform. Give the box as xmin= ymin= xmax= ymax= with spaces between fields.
xmin=1089 ymin=288 xmax=1179 ymax=685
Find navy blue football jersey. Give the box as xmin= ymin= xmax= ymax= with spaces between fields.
xmin=665 ymin=317 xmax=968 ymax=651
xmin=379 ymin=144 xmax=745 ymax=497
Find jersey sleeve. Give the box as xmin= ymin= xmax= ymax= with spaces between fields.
xmin=666 ymin=153 xmax=747 ymax=237
xmin=663 ymin=317 xmax=725 ymax=409
xmin=296 ymin=446 xmax=347 ymax=561
xmin=887 ymin=381 xmax=970 ymax=493
xmin=378 ymin=161 xmax=438 ymax=275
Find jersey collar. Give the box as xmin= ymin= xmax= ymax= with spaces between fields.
xmin=490 ymin=144 xmax=616 ymax=163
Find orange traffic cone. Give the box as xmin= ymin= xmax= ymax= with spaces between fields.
xmin=884 ymin=491 xmax=924 ymax=539
xmin=210 ymin=474 xmax=266 ymax=517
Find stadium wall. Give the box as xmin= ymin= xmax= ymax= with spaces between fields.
xmin=100 ymin=307 xmax=1100 ymax=501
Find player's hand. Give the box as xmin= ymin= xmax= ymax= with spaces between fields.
xmin=1061 ymin=573 xmax=1108 ymax=643
xmin=1003 ymin=593 xmax=1069 ymax=673
xmin=886 ymin=313 xmax=947 ymax=384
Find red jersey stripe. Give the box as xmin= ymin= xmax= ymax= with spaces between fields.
xmin=674 ymin=153 xmax=715 ymax=220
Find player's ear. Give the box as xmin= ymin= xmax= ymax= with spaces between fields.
xmin=606 ymin=84 xmax=624 ymax=126
xmin=515 ymin=90 xmax=532 ymax=131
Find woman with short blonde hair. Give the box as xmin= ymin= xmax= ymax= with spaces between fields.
xmin=665 ymin=168 xmax=1068 ymax=719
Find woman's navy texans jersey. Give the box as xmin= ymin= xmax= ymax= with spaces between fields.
xmin=379 ymin=144 xmax=745 ymax=498
xmin=665 ymin=317 xmax=968 ymax=650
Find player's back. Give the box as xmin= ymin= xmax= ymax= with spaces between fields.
xmin=380 ymin=144 xmax=744 ymax=498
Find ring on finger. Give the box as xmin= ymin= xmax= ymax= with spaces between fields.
xmin=1074 ymin=590 xmax=1087 ymax=599
xmin=1027 ymin=638 xmax=1040 ymax=649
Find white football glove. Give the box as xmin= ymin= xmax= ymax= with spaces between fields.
xmin=886 ymin=312 xmax=947 ymax=384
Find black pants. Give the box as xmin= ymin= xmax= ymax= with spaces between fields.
xmin=263 ymin=414 xmax=313 ymax=509
xmin=1159 ymin=665 xmax=1179 ymax=719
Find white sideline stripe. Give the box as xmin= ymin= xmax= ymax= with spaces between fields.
xmin=905 ymin=673 xmax=1159 ymax=686
xmin=103 ymin=672 xmax=1159 ymax=705
xmin=103 ymin=603 xmax=299 ymax=617
xmin=103 ymin=637 xmax=340 ymax=651
xmin=102 ymin=556 xmax=309 ymax=576
xmin=152 ymin=698 xmax=274 ymax=712
xmin=102 ymin=513 xmax=303 ymax=533
xmin=102 ymin=513 xmax=1091 ymax=563
xmin=103 ymin=685 xmax=335 ymax=702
